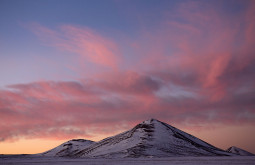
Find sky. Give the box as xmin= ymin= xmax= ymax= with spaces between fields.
xmin=0 ymin=0 xmax=255 ymax=154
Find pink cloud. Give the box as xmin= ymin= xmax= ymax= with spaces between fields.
xmin=28 ymin=23 xmax=121 ymax=69
xmin=244 ymin=1 xmax=255 ymax=47
xmin=1 ymin=1 xmax=254 ymax=152
xmin=1 ymin=66 xmax=254 ymax=142
xmin=131 ymin=1 xmax=255 ymax=102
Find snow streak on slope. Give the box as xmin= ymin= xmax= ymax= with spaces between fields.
xmin=41 ymin=139 xmax=94 ymax=156
xmin=226 ymin=146 xmax=255 ymax=156
xmin=72 ymin=119 xmax=233 ymax=158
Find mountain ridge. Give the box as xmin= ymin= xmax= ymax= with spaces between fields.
xmin=41 ymin=139 xmax=94 ymax=156
xmin=41 ymin=119 xmax=254 ymax=158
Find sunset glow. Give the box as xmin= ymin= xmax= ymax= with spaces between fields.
xmin=0 ymin=0 xmax=255 ymax=154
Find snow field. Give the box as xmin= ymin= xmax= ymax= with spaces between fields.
xmin=1 ymin=156 xmax=255 ymax=165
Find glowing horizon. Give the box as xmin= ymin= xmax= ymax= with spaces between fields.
xmin=1 ymin=121 xmax=254 ymax=154
xmin=0 ymin=0 xmax=255 ymax=154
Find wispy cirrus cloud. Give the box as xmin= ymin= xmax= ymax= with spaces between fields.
xmin=27 ymin=23 xmax=121 ymax=69
xmin=132 ymin=0 xmax=255 ymax=101
xmin=1 ymin=1 xmax=255 ymax=154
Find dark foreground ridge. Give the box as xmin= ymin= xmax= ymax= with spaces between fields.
xmin=40 ymin=119 xmax=254 ymax=158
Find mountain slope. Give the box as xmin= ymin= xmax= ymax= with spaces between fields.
xmin=226 ymin=146 xmax=254 ymax=156
xmin=72 ymin=119 xmax=232 ymax=158
xmin=41 ymin=139 xmax=94 ymax=156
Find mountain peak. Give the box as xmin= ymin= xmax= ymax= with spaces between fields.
xmin=141 ymin=118 xmax=159 ymax=124
xmin=42 ymin=119 xmax=236 ymax=158
xmin=72 ymin=119 xmax=233 ymax=158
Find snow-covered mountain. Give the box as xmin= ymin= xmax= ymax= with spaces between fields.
xmin=226 ymin=146 xmax=255 ymax=156
xmin=42 ymin=119 xmax=255 ymax=158
xmin=41 ymin=139 xmax=94 ymax=156
xmin=71 ymin=119 xmax=233 ymax=158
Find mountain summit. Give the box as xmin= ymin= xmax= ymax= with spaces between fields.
xmin=42 ymin=119 xmax=253 ymax=158
xmin=73 ymin=118 xmax=232 ymax=157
